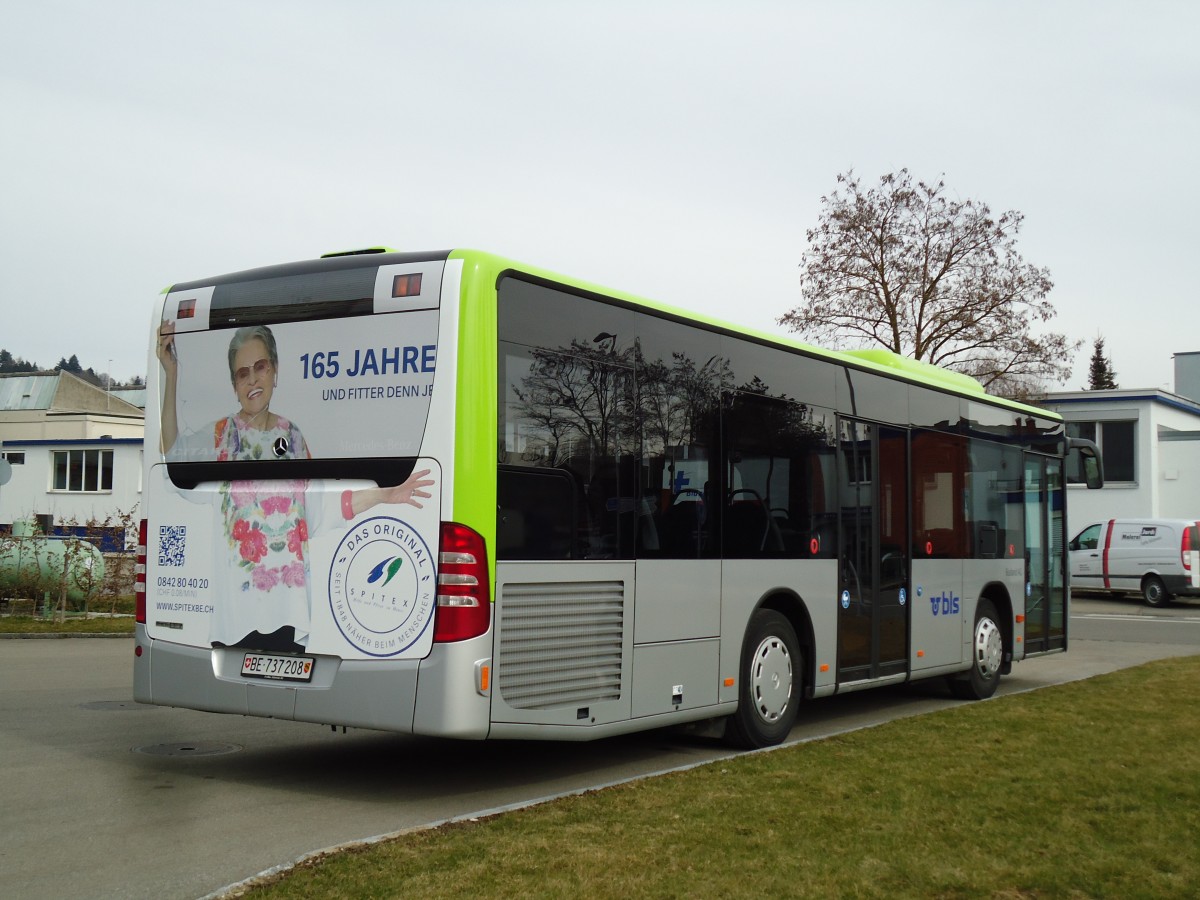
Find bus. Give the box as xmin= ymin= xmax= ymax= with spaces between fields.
xmin=134 ymin=248 xmax=1102 ymax=748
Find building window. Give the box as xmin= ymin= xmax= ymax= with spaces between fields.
xmin=1067 ymin=421 xmax=1135 ymax=483
xmin=1 ymin=451 xmax=24 ymax=464
xmin=51 ymin=449 xmax=114 ymax=492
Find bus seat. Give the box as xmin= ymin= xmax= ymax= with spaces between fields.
xmin=724 ymin=500 xmax=784 ymax=556
xmin=661 ymin=499 xmax=706 ymax=557
xmin=975 ymin=521 xmax=1000 ymax=559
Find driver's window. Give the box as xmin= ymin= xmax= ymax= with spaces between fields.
xmin=1070 ymin=524 xmax=1101 ymax=552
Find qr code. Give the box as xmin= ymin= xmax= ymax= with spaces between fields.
xmin=158 ymin=525 xmax=187 ymax=567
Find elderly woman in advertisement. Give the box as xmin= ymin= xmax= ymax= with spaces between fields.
xmin=159 ymin=322 xmax=308 ymax=462
xmin=156 ymin=321 xmax=435 ymax=652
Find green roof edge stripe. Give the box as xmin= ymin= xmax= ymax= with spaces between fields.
xmin=447 ymin=250 xmax=504 ymax=589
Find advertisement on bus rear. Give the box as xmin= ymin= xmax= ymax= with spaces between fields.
xmin=147 ymin=304 xmax=443 ymax=661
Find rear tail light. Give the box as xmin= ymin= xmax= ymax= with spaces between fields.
xmin=1183 ymin=524 xmax=1198 ymax=571
xmin=434 ymin=522 xmax=491 ymax=642
xmin=135 ymin=519 xmax=148 ymax=624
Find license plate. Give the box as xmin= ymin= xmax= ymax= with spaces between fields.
xmin=241 ymin=652 xmax=315 ymax=682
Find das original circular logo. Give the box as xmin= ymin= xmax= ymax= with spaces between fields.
xmin=327 ymin=516 xmax=435 ymax=656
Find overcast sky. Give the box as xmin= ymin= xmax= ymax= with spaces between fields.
xmin=2 ymin=0 xmax=1196 ymax=393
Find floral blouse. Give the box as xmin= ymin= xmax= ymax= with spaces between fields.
xmin=210 ymin=414 xmax=314 ymax=645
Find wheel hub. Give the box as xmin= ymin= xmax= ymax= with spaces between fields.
xmin=751 ymin=635 xmax=792 ymax=722
xmin=974 ymin=616 xmax=1003 ymax=678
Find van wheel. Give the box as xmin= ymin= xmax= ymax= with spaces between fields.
xmin=1141 ymin=575 xmax=1171 ymax=608
xmin=948 ymin=599 xmax=1003 ymax=700
xmin=726 ymin=609 xmax=801 ymax=749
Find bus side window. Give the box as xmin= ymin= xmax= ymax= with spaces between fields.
xmin=911 ymin=429 xmax=967 ymax=560
xmin=720 ymin=391 xmax=837 ymax=560
xmin=497 ymin=465 xmax=578 ymax=560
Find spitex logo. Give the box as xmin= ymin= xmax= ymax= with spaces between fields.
xmin=327 ymin=516 xmax=435 ymax=657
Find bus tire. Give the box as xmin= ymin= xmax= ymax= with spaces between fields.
xmin=948 ymin=598 xmax=1003 ymax=700
xmin=1141 ymin=575 xmax=1170 ymax=608
xmin=726 ymin=609 xmax=801 ymax=749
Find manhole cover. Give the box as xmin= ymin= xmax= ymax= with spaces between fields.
xmin=80 ymin=700 xmax=155 ymax=711
xmin=133 ymin=742 xmax=242 ymax=757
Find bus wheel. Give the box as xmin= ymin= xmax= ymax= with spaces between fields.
xmin=948 ymin=599 xmax=1003 ymax=700
xmin=1141 ymin=575 xmax=1170 ymax=608
xmin=726 ymin=609 xmax=801 ymax=749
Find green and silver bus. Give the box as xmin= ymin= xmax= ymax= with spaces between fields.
xmin=134 ymin=249 xmax=1101 ymax=748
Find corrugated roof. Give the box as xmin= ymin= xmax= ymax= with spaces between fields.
xmin=108 ymin=388 xmax=147 ymax=409
xmin=0 ymin=374 xmax=59 ymax=411
xmin=0 ymin=371 xmax=144 ymax=415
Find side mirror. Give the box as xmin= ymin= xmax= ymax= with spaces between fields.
xmin=1067 ymin=437 xmax=1104 ymax=489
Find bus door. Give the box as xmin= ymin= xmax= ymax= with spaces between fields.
xmin=837 ymin=421 xmax=910 ymax=682
xmin=1023 ymin=454 xmax=1066 ymax=653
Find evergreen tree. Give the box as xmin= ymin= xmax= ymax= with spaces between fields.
xmin=1087 ymin=337 xmax=1118 ymax=390
xmin=54 ymin=355 xmax=84 ymax=375
xmin=4 ymin=349 xmax=143 ymax=382
xmin=0 ymin=349 xmax=38 ymax=373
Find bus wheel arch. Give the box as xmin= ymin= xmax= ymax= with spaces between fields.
xmin=980 ymin=583 xmax=1014 ymax=674
xmin=725 ymin=593 xmax=809 ymax=749
xmin=760 ymin=591 xmax=815 ymax=693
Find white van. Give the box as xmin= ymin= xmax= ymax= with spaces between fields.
xmin=1069 ymin=518 xmax=1200 ymax=606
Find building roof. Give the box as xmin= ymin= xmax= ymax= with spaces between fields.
xmin=108 ymin=387 xmax=147 ymax=409
xmin=1042 ymin=387 xmax=1200 ymax=417
xmin=0 ymin=373 xmax=59 ymax=410
xmin=0 ymin=371 xmax=144 ymax=416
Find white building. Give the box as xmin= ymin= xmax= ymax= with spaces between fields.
xmin=1040 ymin=352 xmax=1200 ymax=539
xmin=0 ymin=371 xmax=145 ymax=538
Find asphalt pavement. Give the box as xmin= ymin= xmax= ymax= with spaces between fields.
xmin=1 ymin=599 xmax=1197 ymax=900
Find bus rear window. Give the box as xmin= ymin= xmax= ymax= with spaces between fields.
xmin=209 ymin=268 xmax=377 ymax=326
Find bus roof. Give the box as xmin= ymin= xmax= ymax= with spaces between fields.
xmin=165 ymin=247 xmax=1060 ymax=423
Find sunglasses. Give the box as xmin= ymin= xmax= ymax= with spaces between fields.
xmin=234 ymin=358 xmax=273 ymax=384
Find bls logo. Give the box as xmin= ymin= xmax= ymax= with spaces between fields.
xmin=930 ymin=592 xmax=960 ymax=616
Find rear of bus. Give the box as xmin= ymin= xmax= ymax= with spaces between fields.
xmin=133 ymin=250 xmax=494 ymax=737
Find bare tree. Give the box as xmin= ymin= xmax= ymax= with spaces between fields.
xmin=780 ymin=169 xmax=1080 ymax=395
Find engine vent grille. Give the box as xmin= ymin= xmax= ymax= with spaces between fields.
xmin=498 ymin=580 xmax=624 ymax=710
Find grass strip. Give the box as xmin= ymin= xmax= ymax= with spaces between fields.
xmin=0 ymin=615 xmax=135 ymax=634
xmin=239 ymin=655 xmax=1200 ymax=899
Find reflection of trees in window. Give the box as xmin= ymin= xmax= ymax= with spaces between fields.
xmin=727 ymin=379 xmax=833 ymax=496
xmin=639 ymin=349 xmax=730 ymax=489
xmin=504 ymin=338 xmax=734 ymax=560
xmin=506 ymin=339 xmax=641 ymax=559
xmin=510 ymin=340 xmax=733 ymax=471
xmin=723 ymin=386 xmax=837 ymax=558
xmin=510 ymin=340 xmax=637 ymax=466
